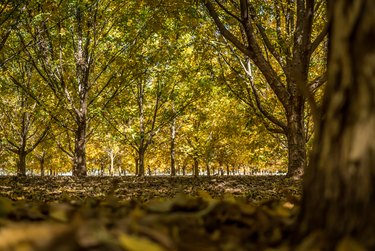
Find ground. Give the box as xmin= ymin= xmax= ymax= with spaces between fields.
xmin=0 ymin=175 xmax=303 ymax=250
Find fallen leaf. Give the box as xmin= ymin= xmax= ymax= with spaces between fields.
xmin=119 ymin=233 xmax=166 ymax=251
xmin=0 ymin=197 xmax=13 ymax=217
xmin=336 ymin=237 xmax=366 ymax=251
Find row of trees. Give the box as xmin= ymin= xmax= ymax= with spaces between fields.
xmin=0 ymin=0 xmax=287 ymax=176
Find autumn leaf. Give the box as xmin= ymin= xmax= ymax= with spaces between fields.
xmin=119 ymin=233 xmax=167 ymax=251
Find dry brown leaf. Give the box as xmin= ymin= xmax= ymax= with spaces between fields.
xmin=336 ymin=237 xmax=366 ymax=251
xmin=119 ymin=233 xmax=167 ymax=251
xmin=0 ymin=223 xmax=71 ymax=251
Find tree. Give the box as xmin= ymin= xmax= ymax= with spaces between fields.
xmin=203 ymin=0 xmax=327 ymax=177
xmin=0 ymin=88 xmax=49 ymax=176
xmin=298 ymin=0 xmax=375 ymax=248
xmin=13 ymin=0 xmax=133 ymax=176
xmin=0 ymin=62 xmax=49 ymax=176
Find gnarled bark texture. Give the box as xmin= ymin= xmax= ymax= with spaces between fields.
xmin=299 ymin=0 xmax=375 ymax=248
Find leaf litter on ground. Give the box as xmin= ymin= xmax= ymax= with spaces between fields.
xmin=0 ymin=175 xmax=335 ymax=251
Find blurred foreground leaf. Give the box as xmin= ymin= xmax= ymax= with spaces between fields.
xmin=119 ymin=233 xmax=166 ymax=251
xmin=336 ymin=237 xmax=366 ymax=251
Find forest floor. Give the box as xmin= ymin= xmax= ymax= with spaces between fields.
xmin=0 ymin=175 xmax=307 ymax=250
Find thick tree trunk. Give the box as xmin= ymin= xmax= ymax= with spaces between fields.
xmin=138 ymin=147 xmax=145 ymax=176
xmin=286 ymin=99 xmax=306 ymax=177
xmin=17 ymin=151 xmax=27 ymax=176
xmin=298 ymin=0 xmax=375 ymax=248
xmin=40 ymin=157 xmax=45 ymax=177
xmin=73 ymin=119 xmax=87 ymax=177
xmin=193 ymin=158 xmax=199 ymax=177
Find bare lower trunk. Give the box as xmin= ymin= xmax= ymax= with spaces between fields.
xmin=170 ymin=118 xmax=176 ymax=176
xmin=17 ymin=152 xmax=27 ymax=176
xmin=286 ymin=100 xmax=306 ymax=178
xmin=100 ymin=164 xmax=104 ymax=176
xmin=134 ymin=156 xmax=139 ymax=175
xmin=298 ymin=0 xmax=375 ymax=248
xmin=206 ymin=162 xmax=210 ymax=176
xmin=194 ymin=158 xmax=199 ymax=177
xmin=73 ymin=120 xmax=87 ymax=177
xmin=40 ymin=158 xmax=45 ymax=176
xmin=109 ymin=150 xmax=115 ymax=176
xmin=138 ymin=148 xmax=145 ymax=176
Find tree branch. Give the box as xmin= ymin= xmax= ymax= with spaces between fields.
xmin=309 ymin=22 xmax=328 ymax=56
xmin=203 ymin=0 xmax=252 ymax=56
xmin=309 ymin=71 xmax=327 ymax=92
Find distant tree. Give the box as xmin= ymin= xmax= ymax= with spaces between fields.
xmin=0 ymin=73 xmax=49 ymax=176
xmin=298 ymin=0 xmax=375 ymax=248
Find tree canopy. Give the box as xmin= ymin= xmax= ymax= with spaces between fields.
xmin=0 ymin=0 xmax=325 ymax=177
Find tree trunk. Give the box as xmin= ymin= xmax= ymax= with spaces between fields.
xmin=134 ymin=156 xmax=139 ymax=176
xmin=40 ymin=157 xmax=45 ymax=177
xmin=17 ymin=151 xmax=27 ymax=176
xmin=206 ymin=161 xmax=210 ymax=176
xmin=298 ymin=0 xmax=375 ymax=248
xmin=72 ymin=5 xmax=88 ymax=177
xmin=73 ymin=118 xmax=87 ymax=177
xmin=109 ymin=149 xmax=115 ymax=176
xmin=100 ymin=163 xmax=104 ymax=176
xmin=170 ymin=117 xmax=176 ymax=176
xmin=138 ymin=147 xmax=145 ymax=176
xmin=286 ymin=98 xmax=306 ymax=177
xmin=193 ymin=158 xmax=199 ymax=177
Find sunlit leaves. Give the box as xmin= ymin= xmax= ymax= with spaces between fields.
xmin=0 ymin=0 xmax=298 ymax=175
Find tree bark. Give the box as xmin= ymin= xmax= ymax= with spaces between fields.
xmin=170 ymin=116 xmax=176 ymax=176
xmin=39 ymin=154 xmax=45 ymax=176
xmin=286 ymin=97 xmax=306 ymax=177
xmin=193 ymin=158 xmax=199 ymax=177
xmin=73 ymin=117 xmax=87 ymax=177
xmin=298 ymin=0 xmax=375 ymax=248
xmin=138 ymin=147 xmax=145 ymax=176
xmin=17 ymin=151 xmax=27 ymax=176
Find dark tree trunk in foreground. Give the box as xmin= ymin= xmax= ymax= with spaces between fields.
xmin=299 ymin=0 xmax=375 ymax=248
